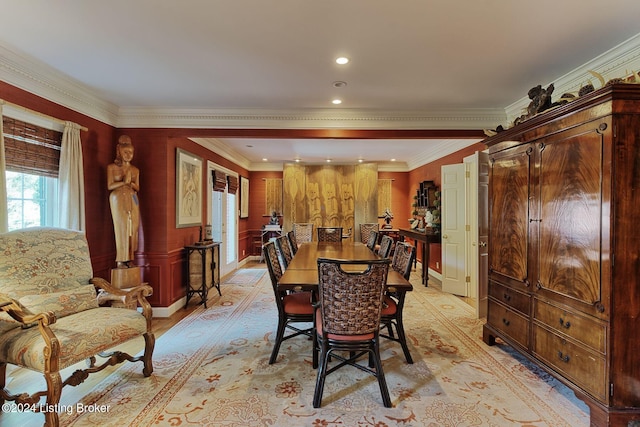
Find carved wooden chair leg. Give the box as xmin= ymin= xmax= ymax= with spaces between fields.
xmin=0 ymin=362 xmax=5 ymax=405
xmin=143 ymin=333 xmax=155 ymax=377
xmin=44 ymin=371 xmax=63 ymax=427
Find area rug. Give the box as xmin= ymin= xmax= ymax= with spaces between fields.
xmin=221 ymin=268 xmax=266 ymax=285
xmin=61 ymin=268 xmax=590 ymax=427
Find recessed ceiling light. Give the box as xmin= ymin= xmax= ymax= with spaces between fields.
xmin=336 ymin=57 xmax=349 ymax=65
xmin=262 ymin=158 xmax=268 ymax=161
xmin=295 ymin=158 xmax=300 ymax=163
xmin=326 ymin=159 xmax=332 ymax=163
xmin=332 ymin=81 xmax=347 ymax=88
xmin=390 ymin=158 xmax=396 ymax=162
xmin=332 ymin=99 xmax=342 ymax=105
xmin=358 ymin=159 xmax=364 ymax=163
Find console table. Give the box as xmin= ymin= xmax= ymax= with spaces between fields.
xmin=185 ymin=241 xmax=221 ymax=308
xmin=398 ymin=228 xmax=440 ymax=286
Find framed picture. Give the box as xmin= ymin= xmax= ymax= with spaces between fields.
xmin=176 ymin=148 xmax=203 ymax=228
xmin=240 ymin=176 xmax=249 ymax=218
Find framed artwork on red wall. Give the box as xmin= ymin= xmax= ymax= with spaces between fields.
xmin=176 ymin=148 xmax=203 ymax=228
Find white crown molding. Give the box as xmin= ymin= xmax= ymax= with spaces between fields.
xmin=505 ymin=32 xmax=640 ymax=124
xmin=0 ymin=44 xmax=119 ymax=126
xmin=406 ymin=139 xmax=483 ymax=171
xmin=117 ymin=106 xmax=506 ymax=131
xmin=190 ymin=137 xmax=253 ymax=170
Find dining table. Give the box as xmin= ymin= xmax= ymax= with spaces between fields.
xmin=278 ymin=241 xmax=413 ymax=294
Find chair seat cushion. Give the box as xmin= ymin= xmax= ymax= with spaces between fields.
xmin=282 ymin=291 xmax=314 ymax=315
xmin=0 ymin=307 xmax=147 ymax=372
xmin=316 ymin=309 xmax=374 ymax=341
xmin=381 ymin=295 xmax=397 ymax=316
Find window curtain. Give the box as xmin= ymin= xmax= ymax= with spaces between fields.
xmin=57 ymin=121 xmax=85 ymax=230
xmin=0 ymin=104 xmax=7 ymax=233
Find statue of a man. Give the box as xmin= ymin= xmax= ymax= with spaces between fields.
xmin=107 ymin=135 xmax=140 ymax=268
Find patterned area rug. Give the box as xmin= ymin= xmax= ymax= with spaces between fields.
xmin=61 ymin=268 xmax=589 ymax=427
xmin=221 ymin=268 xmax=266 ymax=285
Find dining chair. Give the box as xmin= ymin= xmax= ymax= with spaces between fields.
xmin=263 ymin=241 xmax=314 ymax=364
xmin=317 ymin=227 xmax=343 ymax=242
xmin=377 ymin=234 xmax=394 ymax=258
xmin=366 ymin=230 xmax=379 ymax=251
xmin=293 ymin=223 xmax=314 ymax=244
xmin=360 ymin=223 xmax=379 ymax=244
xmin=287 ymin=229 xmax=298 ymax=255
xmin=276 ymin=235 xmax=294 ymax=269
xmin=313 ymin=257 xmax=392 ymax=408
xmin=381 ymin=241 xmax=416 ymax=363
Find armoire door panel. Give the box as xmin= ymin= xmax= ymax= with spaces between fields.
xmin=535 ymin=123 xmax=609 ymax=317
xmin=489 ymin=144 xmax=532 ymax=286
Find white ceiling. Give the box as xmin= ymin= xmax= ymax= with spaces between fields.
xmin=1 ymin=1 xmax=640 ymax=170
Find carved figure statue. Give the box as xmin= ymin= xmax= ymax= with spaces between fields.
xmin=107 ymin=135 xmax=140 ymax=268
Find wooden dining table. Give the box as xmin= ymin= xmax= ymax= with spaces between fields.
xmin=278 ymin=241 xmax=413 ymax=294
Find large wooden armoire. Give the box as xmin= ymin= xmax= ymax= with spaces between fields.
xmin=482 ymin=84 xmax=640 ymax=427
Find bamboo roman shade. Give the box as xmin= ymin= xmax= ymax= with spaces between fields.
xmin=227 ymin=175 xmax=238 ymax=194
xmin=212 ymin=170 xmax=227 ymax=192
xmin=2 ymin=116 xmax=63 ymax=178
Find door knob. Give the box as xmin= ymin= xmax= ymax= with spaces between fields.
xmin=442 ymin=234 xmax=448 ymax=239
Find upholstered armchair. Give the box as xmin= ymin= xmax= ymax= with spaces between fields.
xmin=0 ymin=227 xmax=155 ymax=427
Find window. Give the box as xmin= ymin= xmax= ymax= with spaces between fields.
xmin=3 ymin=116 xmax=62 ymax=231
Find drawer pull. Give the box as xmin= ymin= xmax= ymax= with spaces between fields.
xmin=557 ymin=351 xmax=570 ymax=363
xmin=559 ymin=318 xmax=571 ymax=329
xmin=502 ymin=318 xmax=510 ymax=326
xmin=503 ymin=293 xmax=511 ymax=301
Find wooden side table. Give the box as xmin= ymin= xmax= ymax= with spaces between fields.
xmin=185 ymin=241 xmax=221 ymax=308
xmin=398 ymin=228 xmax=440 ymax=286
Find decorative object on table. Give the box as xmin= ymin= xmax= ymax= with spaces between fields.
xmin=381 ymin=208 xmax=393 ymax=229
xmin=176 ymin=148 xmax=203 ymax=228
xmin=269 ymin=210 xmax=279 ymax=225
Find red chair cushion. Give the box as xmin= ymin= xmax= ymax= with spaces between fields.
xmin=315 ymin=308 xmax=375 ymax=340
xmin=381 ymin=295 xmax=397 ymax=316
xmin=282 ymin=292 xmax=314 ymax=315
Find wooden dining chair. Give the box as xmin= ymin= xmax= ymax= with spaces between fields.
xmin=366 ymin=230 xmax=379 ymax=251
xmin=313 ymin=257 xmax=392 ymax=408
xmin=377 ymin=234 xmax=394 ymax=258
xmin=360 ymin=223 xmax=379 ymax=244
xmin=263 ymin=241 xmax=314 ymax=364
xmin=317 ymin=227 xmax=343 ymax=242
xmin=287 ymin=230 xmax=298 ymax=255
xmin=276 ymin=235 xmax=294 ymax=269
xmin=293 ymin=223 xmax=314 ymax=244
xmin=381 ymin=241 xmax=416 ymax=363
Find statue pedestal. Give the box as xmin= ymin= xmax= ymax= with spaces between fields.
xmin=108 ymin=266 xmax=143 ymax=309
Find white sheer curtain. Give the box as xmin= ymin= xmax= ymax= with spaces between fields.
xmin=57 ymin=121 xmax=85 ymax=231
xmin=0 ymin=104 xmax=8 ymax=233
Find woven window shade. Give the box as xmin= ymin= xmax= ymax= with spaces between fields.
xmin=227 ymin=175 xmax=238 ymax=194
xmin=212 ymin=170 xmax=227 ymax=192
xmin=2 ymin=116 xmax=62 ymax=178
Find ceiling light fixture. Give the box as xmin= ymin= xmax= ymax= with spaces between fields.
xmin=358 ymin=159 xmax=364 ymax=163
xmin=262 ymin=158 xmax=268 ymax=161
xmin=326 ymin=159 xmax=332 ymax=163
xmin=332 ymin=99 xmax=342 ymax=105
xmin=336 ymin=57 xmax=349 ymax=65
xmin=332 ymin=81 xmax=347 ymax=88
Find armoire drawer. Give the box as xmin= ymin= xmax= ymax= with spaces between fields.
xmin=487 ymin=300 xmax=529 ymax=349
xmin=534 ymin=299 xmax=606 ymax=354
xmin=532 ymin=324 xmax=607 ymax=402
xmin=489 ymin=281 xmax=531 ymax=315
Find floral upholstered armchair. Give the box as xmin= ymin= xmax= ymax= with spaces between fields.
xmin=0 ymin=227 xmax=155 ymax=427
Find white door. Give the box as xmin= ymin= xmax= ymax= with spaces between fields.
xmin=441 ymin=163 xmax=468 ymax=296
xmin=208 ymin=162 xmax=238 ymax=277
xmin=464 ymin=151 xmax=489 ymax=318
